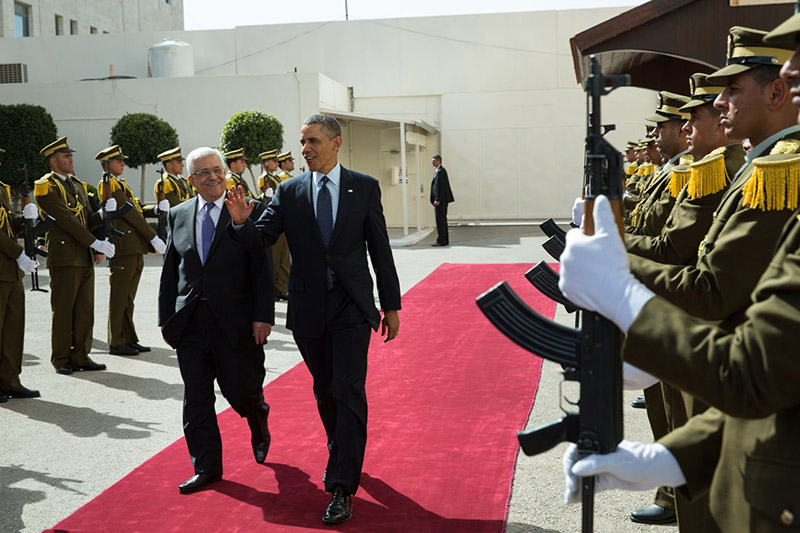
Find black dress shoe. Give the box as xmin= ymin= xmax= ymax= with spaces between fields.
xmin=130 ymin=342 xmax=151 ymax=353
xmin=322 ymin=487 xmax=353 ymax=524
xmin=78 ymin=361 xmax=107 ymax=371
xmin=178 ymin=473 xmax=222 ymax=494
xmin=630 ymin=503 xmax=677 ymax=524
xmin=56 ymin=363 xmax=75 ymax=375
xmin=2 ymin=386 xmax=41 ymax=398
xmin=431 ymin=242 xmax=446 ymax=247
xmin=110 ymin=344 xmax=139 ymax=356
xmin=631 ymin=394 xmax=646 ymax=409
xmin=251 ymin=405 xmax=271 ymax=464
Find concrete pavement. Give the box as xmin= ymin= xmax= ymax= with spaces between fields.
xmin=0 ymin=224 xmax=675 ymax=532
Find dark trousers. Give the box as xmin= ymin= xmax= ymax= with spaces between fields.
xmin=644 ymin=384 xmax=675 ymax=510
xmin=176 ymin=301 xmax=269 ymax=476
xmin=434 ymin=202 xmax=449 ymax=245
xmin=293 ymin=284 xmax=371 ymax=496
xmin=49 ymin=265 xmax=94 ymax=367
xmin=108 ymin=254 xmax=143 ymax=346
xmin=0 ymin=279 xmax=24 ymax=390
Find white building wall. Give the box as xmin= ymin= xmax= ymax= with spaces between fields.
xmin=1 ymin=0 xmax=183 ymax=38
xmin=0 ymin=8 xmax=657 ymax=223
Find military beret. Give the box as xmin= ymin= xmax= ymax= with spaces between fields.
xmin=95 ymin=145 xmax=127 ymax=161
xmin=644 ymin=91 xmax=691 ymax=122
xmin=707 ymin=26 xmax=794 ymax=85
xmin=158 ymin=147 xmax=183 ymax=162
xmin=40 ymin=137 xmax=76 ymax=158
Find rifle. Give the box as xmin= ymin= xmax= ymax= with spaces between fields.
xmin=18 ymin=165 xmax=54 ymax=292
xmin=100 ymin=163 xmax=133 ymax=270
xmin=476 ymin=56 xmax=628 ymax=532
xmin=155 ymin=168 xmax=167 ymax=241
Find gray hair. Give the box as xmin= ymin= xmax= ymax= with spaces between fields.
xmin=186 ymin=147 xmax=227 ymax=176
xmin=304 ymin=113 xmax=342 ymax=139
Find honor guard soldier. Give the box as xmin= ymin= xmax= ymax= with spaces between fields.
xmin=224 ymin=148 xmax=256 ymax=199
xmin=0 ymin=147 xmax=40 ymax=399
xmin=627 ymin=92 xmax=691 ymax=236
xmin=35 ymin=137 xmax=115 ymax=375
xmin=272 ymin=151 xmax=293 ymax=299
xmin=276 ymin=151 xmax=295 ymax=181
xmin=155 ymin=147 xmax=195 ymax=207
xmin=95 ymin=145 xmax=168 ymax=356
xmin=257 ymin=149 xmax=281 ymax=203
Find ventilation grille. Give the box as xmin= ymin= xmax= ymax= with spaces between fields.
xmin=0 ymin=64 xmax=28 ymax=84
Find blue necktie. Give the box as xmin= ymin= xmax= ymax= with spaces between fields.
xmin=201 ymin=202 xmax=216 ymax=264
xmin=316 ymin=176 xmax=333 ymax=288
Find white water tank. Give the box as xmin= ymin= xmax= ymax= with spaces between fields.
xmin=148 ymin=39 xmax=194 ymax=78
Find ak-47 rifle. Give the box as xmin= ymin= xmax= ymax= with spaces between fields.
xmin=155 ymin=168 xmax=167 ymax=241
xmin=100 ymin=162 xmax=133 ymax=270
xmin=476 ymin=56 xmax=628 ymax=532
xmin=18 ymin=165 xmax=54 ymax=292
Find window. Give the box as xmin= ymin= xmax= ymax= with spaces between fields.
xmin=90 ymin=26 xmax=97 ymax=34
xmin=70 ymin=20 xmax=78 ymax=35
xmin=14 ymin=3 xmax=30 ymax=37
xmin=55 ymin=14 xmax=64 ymax=35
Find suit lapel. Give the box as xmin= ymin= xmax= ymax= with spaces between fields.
xmin=329 ymin=167 xmax=352 ymax=248
xmin=206 ymin=202 xmax=230 ymax=261
xmin=181 ymin=197 xmax=201 ymax=263
xmin=301 ymin=173 xmax=327 ymax=251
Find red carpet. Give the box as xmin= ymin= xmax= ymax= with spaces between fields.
xmin=46 ymin=263 xmax=555 ymax=532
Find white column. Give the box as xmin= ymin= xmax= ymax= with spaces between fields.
xmin=415 ymin=140 xmax=422 ymax=231
xmin=400 ymin=121 xmax=408 ymax=236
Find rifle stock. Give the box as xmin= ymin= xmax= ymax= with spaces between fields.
xmin=100 ymin=169 xmax=134 ymax=269
xmin=156 ymin=168 xmax=167 ymax=241
xmin=524 ymin=262 xmax=578 ymax=313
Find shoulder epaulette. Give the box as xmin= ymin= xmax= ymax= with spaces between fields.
xmin=226 ymin=177 xmax=236 ymax=190
xmin=34 ymin=176 xmax=53 ymax=197
xmin=687 ymin=147 xmax=729 ymax=200
xmin=742 ymin=153 xmax=800 ymax=211
xmin=667 ymin=164 xmax=692 ymax=198
xmin=637 ymin=163 xmax=654 ymax=177
xmin=679 ymin=154 xmax=695 ymax=166
xmin=154 ymin=177 xmax=176 ymax=196
xmin=82 ymin=181 xmax=88 ymax=194
xmin=97 ymin=178 xmax=121 ymax=197
xmin=626 ymin=163 xmax=639 ymax=176
xmin=3 ymin=184 xmax=10 ymax=200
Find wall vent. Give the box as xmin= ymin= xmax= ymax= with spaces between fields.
xmin=0 ymin=64 xmax=28 ymax=84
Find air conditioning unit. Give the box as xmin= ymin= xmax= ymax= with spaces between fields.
xmin=0 ymin=63 xmax=28 ymax=84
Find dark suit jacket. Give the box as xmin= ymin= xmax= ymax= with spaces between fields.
xmin=234 ymin=166 xmax=401 ymax=338
xmin=158 ymin=197 xmax=274 ymax=349
xmin=430 ymin=165 xmax=454 ymax=205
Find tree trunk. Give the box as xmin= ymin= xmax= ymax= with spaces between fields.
xmin=140 ymin=165 xmax=146 ymax=201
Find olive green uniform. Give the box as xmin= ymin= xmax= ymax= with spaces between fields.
xmin=0 ymin=182 xmax=26 ymax=389
xmin=624 ymin=203 xmax=800 ymax=531
xmin=154 ymin=173 xmax=195 ymax=207
xmin=627 ymin=151 xmax=689 ymax=236
xmin=34 ymin=173 xmax=103 ymax=368
xmin=629 ymin=130 xmax=800 ymax=531
xmin=98 ymin=176 xmax=156 ymax=347
xmin=227 ymin=172 xmax=256 ymax=199
xmin=260 ymin=171 xmax=290 ymax=294
xmin=626 ymin=144 xmax=745 ymax=266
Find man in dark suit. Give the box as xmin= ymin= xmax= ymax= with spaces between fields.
xmin=158 ymin=147 xmax=274 ymax=494
xmin=226 ymin=114 xmax=401 ymax=525
xmin=430 ymin=155 xmax=454 ymax=246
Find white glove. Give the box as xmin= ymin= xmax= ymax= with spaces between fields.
xmin=571 ymin=198 xmax=585 ymax=227
xmin=264 ymin=187 xmax=274 ymax=198
xmin=564 ymin=440 xmax=687 ymax=505
xmin=22 ymin=203 xmax=39 ymax=220
xmin=16 ymin=250 xmax=38 ymax=273
xmin=90 ymin=239 xmax=115 ymax=258
xmin=623 ymin=362 xmax=660 ymax=390
xmin=559 ymin=195 xmax=655 ymax=333
xmin=156 ymin=199 xmax=170 ymax=214
xmin=99 ymin=198 xmax=117 ymax=219
xmin=150 ymin=236 xmax=167 ymax=254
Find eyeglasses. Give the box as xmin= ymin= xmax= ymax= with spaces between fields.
xmin=191 ymin=167 xmax=226 ymax=180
